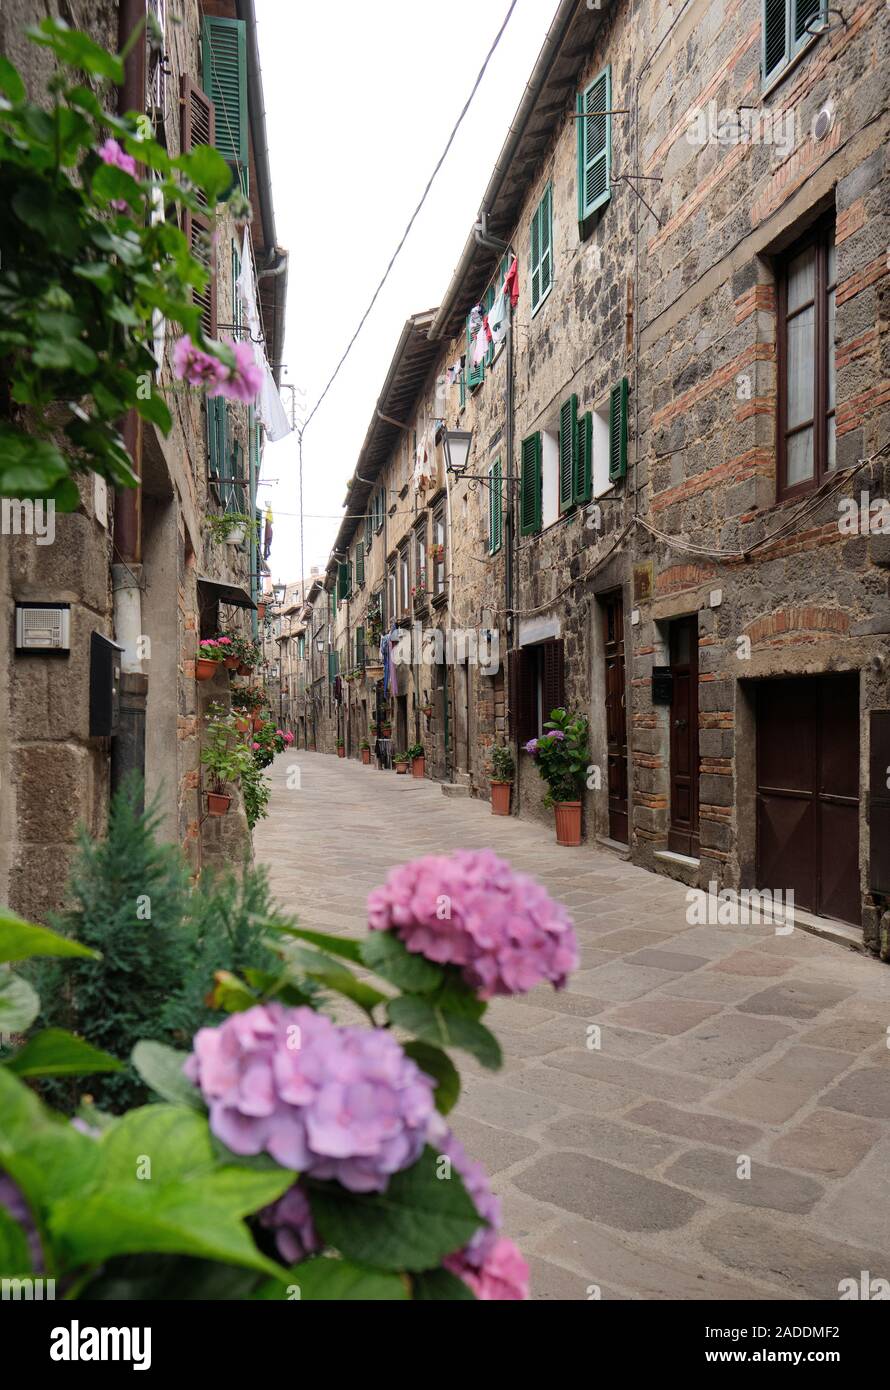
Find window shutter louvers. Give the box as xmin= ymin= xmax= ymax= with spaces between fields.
xmin=201 ymin=16 xmax=247 ymax=180
xmin=466 ymin=318 xmax=484 ymax=390
xmin=519 ymin=433 xmax=542 ymax=536
xmin=181 ymin=76 xmax=217 ymax=338
xmin=489 ymin=458 xmax=503 ymax=554
xmin=337 ymin=562 xmax=349 ymax=601
xmin=578 ymin=66 xmax=611 ymax=227
xmin=575 ymin=410 xmax=593 ymax=504
xmin=541 ymin=639 xmax=566 ymax=722
xmin=609 ymin=378 xmax=628 ymax=482
xmin=355 ymin=541 xmax=365 ymax=587
xmin=530 ymin=185 xmax=552 ymax=313
xmin=794 ymin=0 xmax=823 ymax=42
xmin=559 ymin=395 xmax=578 ymax=514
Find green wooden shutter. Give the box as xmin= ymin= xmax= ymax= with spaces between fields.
xmin=365 ymin=511 xmax=372 ymax=549
xmin=609 ymin=378 xmax=628 ymax=483
xmin=466 ymin=316 xmax=484 ymax=389
xmin=559 ymin=395 xmax=578 ymax=515
xmin=488 ymin=458 xmax=502 ymax=554
xmin=530 ymin=185 xmax=552 ymax=313
xmin=202 ymin=16 xmax=247 ymax=179
xmin=337 ymin=562 xmax=350 ymax=601
xmin=207 ymin=397 xmax=227 ymax=490
xmin=578 ymin=66 xmax=611 ymax=226
xmin=575 ymin=410 xmax=593 ymax=505
xmin=356 ymin=625 xmax=365 ymax=668
xmin=227 ymin=439 xmax=243 ymax=513
xmin=519 ymin=433 xmax=542 ymax=536
xmin=355 ymin=540 xmax=365 ymax=586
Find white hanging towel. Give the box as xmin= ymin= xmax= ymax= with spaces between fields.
xmin=472 ymin=325 xmax=488 ymax=367
xmin=235 ymin=228 xmax=291 ymax=441
xmin=489 ymin=284 xmax=509 ymax=346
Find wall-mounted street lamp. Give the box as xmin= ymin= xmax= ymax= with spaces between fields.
xmin=442 ymin=427 xmax=473 ymax=477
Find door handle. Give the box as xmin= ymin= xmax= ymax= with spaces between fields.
xmin=674 ymin=718 xmax=687 ymax=729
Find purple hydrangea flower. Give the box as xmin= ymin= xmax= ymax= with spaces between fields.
xmin=523 ymin=738 xmax=538 ymax=755
xmin=547 ymin=729 xmax=565 ymax=741
xmin=258 ymin=1183 xmax=320 ymax=1265
xmin=0 ymin=1174 xmax=43 ymax=1272
xmin=367 ymin=849 xmax=579 ymax=999
xmin=184 ymin=1004 xmax=435 ymax=1192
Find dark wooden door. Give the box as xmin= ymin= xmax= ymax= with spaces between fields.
xmin=757 ymin=673 xmax=859 ymax=924
xmin=669 ymin=616 xmax=700 ymax=856
xmin=601 ymin=592 xmax=628 ymax=844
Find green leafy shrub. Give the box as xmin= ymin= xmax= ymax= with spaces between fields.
xmin=525 ymin=707 xmax=590 ymax=806
xmin=26 ymin=774 xmax=192 ymax=1113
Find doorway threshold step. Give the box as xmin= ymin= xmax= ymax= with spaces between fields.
xmin=441 ymin=783 xmax=471 ymax=798
xmin=787 ymin=908 xmax=865 ymax=953
xmin=654 ymin=849 xmax=701 ymax=869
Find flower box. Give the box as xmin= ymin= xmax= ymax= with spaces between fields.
xmin=196 ymin=658 xmax=219 ymax=681
xmin=207 ymin=791 xmax=231 ymax=816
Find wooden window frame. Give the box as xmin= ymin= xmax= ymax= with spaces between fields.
xmin=776 ymin=216 xmax=836 ymax=502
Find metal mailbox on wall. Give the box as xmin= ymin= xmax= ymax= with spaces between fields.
xmin=89 ymin=631 xmax=125 ymax=738
xmin=651 ymin=665 xmax=673 ymax=705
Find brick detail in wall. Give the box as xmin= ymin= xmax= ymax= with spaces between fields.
xmin=744 ymin=607 xmax=850 ymax=646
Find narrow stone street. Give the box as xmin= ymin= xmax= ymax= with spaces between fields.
xmin=255 ymin=751 xmax=890 ymax=1301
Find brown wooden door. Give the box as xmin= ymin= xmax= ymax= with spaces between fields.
xmin=601 ymin=592 xmax=628 ymax=844
xmin=669 ymin=616 xmax=700 ymax=856
xmin=757 ymin=673 xmax=860 ymax=925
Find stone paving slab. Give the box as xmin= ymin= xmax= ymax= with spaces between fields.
xmin=255 ymin=751 xmax=890 ymax=1300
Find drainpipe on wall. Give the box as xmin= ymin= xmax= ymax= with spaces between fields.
xmin=505 ymin=293 xmax=520 ymax=816
xmin=111 ymin=0 xmax=147 ymax=805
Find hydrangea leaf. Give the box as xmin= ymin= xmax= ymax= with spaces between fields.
xmin=387 ymin=996 xmax=502 ymax=1071
xmin=4 ymin=1029 xmax=123 ymax=1078
xmin=48 ymin=1106 xmax=292 ymax=1278
xmin=402 ymin=1041 xmax=460 ymax=1115
xmin=307 ymin=1146 xmax=482 ymax=1273
xmin=0 ymin=910 xmax=98 ymax=964
xmin=0 ymin=971 xmax=40 ymax=1035
xmin=256 ymin=1257 xmax=410 ymax=1301
xmin=412 ymin=1267 xmax=475 ymax=1300
xmin=0 ymin=1204 xmax=33 ymax=1277
xmin=130 ymin=1041 xmax=204 ymax=1111
xmin=269 ymin=924 xmax=363 ymax=964
xmin=360 ymin=931 xmax=444 ymax=994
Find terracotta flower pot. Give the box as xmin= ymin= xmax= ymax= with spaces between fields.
xmin=491 ymin=781 xmax=512 ymax=816
xmin=395 ymin=761 xmax=408 ymax=774
xmin=224 ymin=655 xmax=239 ymax=670
xmin=379 ymin=724 xmax=392 ymax=739
xmin=361 ymin=747 xmax=371 ymax=764
xmin=207 ymin=791 xmax=231 ymax=816
xmin=235 ymin=717 xmax=250 ymax=734
xmin=238 ymin=662 xmax=250 ymax=676
xmin=337 ymin=746 xmax=345 ymax=758
xmin=554 ymin=800 xmax=582 ymax=847
xmin=196 ymin=658 xmax=218 ymax=681
xmin=411 ymin=756 xmax=425 ymax=779
xmin=252 ymin=715 xmax=264 ymax=732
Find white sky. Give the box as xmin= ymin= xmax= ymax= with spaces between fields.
xmin=253 ymin=0 xmax=557 ymax=584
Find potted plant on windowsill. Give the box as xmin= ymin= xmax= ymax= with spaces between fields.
xmin=525 ymin=707 xmax=590 ymax=846
xmin=394 ymin=750 xmax=408 ymax=774
xmin=489 ymin=743 xmax=515 ymax=816
xmin=201 ymin=704 xmax=252 ymax=816
xmin=361 ymin=739 xmax=371 ymax=765
xmin=407 ymin=742 xmax=425 ymax=779
xmin=196 ymin=639 xmax=227 ymax=681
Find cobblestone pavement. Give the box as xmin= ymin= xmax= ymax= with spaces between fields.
xmin=255 ymin=751 xmax=890 ymax=1301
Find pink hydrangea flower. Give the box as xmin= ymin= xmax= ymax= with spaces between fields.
xmin=173 ymin=335 xmax=226 ymax=389
xmin=251 ymin=742 xmax=261 ymax=751
xmin=367 ymin=849 xmax=579 ymax=999
xmin=184 ymin=1004 xmax=434 ymax=1192
xmin=445 ymin=1237 xmax=529 ymax=1300
xmin=97 ymin=137 xmax=137 ymax=178
xmin=258 ymin=1183 xmax=319 ymax=1265
xmin=284 ymin=732 xmax=294 ymax=744
xmin=208 ymin=339 xmax=263 ymax=404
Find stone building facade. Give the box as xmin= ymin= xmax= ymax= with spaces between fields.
xmin=293 ymin=0 xmax=888 ymax=955
xmin=0 ymin=0 xmax=287 ymax=919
